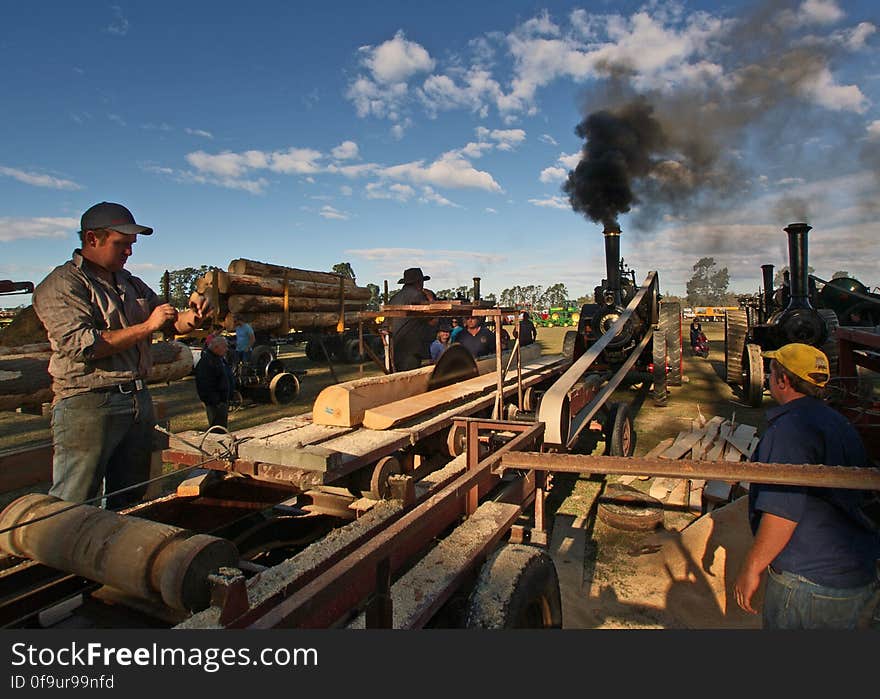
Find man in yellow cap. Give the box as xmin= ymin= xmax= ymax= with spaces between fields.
xmin=733 ymin=343 xmax=879 ymax=628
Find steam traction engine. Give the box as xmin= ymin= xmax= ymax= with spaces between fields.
xmin=725 ymin=223 xmax=839 ymax=407
xmin=527 ymin=224 xmax=680 ymax=456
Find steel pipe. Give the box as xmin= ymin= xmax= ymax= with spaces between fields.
xmin=0 ymin=494 xmax=238 ymax=611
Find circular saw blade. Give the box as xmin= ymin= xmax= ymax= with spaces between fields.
xmin=427 ymin=344 xmax=479 ymax=391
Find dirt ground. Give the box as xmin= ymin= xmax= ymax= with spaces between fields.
xmin=0 ymin=322 xmax=770 ymax=628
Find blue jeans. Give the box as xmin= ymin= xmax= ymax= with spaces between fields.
xmin=763 ymin=565 xmax=879 ymax=629
xmin=50 ymin=388 xmax=155 ymax=510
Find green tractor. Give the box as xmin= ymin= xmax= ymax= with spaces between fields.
xmin=535 ymin=305 xmax=580 ymax=328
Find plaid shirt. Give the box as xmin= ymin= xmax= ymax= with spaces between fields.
xmin=33 ymin=250 xmax=161 ymax=402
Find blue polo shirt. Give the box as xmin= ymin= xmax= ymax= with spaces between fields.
xmin=749 ymin=396 xmax=880 ymax=587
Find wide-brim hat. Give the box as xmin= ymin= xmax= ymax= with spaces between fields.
xmin=763 ymin=343 xmax=830 ymax=387
xmin=398 ymin=267 xmax=430 ymax=284
xmin=81 ymin=201 xmax=153 ymax=236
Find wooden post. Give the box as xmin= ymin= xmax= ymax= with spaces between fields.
xmin=493 ymin=310 xmax=502 ymax=419
xmin=337 ymin=275 xmax=345 ymax=334
xmin=281 ymin=271 xmax=290 ymax=336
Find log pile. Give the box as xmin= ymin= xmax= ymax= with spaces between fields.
xmin=195 ymin=259 xmax=375 ymax=333
xmin=0 ymin=341 xmax=193 ymax=412
xmin=618 ymin=414 xmax=759 ymax=514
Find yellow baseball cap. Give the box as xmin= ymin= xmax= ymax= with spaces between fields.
xmin=763 ymin=343 xmax=830 ymax=387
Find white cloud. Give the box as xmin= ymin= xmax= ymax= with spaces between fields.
xmin=0 ymin=166 xmax=83 ymax=191
xmin=340 ymin=185 xmax=353 ymax=196
xmin=185 ymin=147 xmax=322 ymax=178
xmin=528 ymin=195 xmax=570 ymax=210
xmin=331 ymin=141 xmax=359 ymax=160
xmin=105 ymin=5 xmax=129 ymax=36
xmin=380 ymin=153 xmax=502 ymax=192
xmin=485 ymin=207 xmax=498 ymax=214
xmin=0 ymin=217 xmax=78 ymax=242
xmin=419 ymin=186 xmax=459 ymax=207
xmin=777 ymin=177 xmax=806 ymax=186
xmin=363 ymin=30 xmax=435 ymax=84
xmin=185 ymin=128 xmax=214 ymax=139
xmin=108 ymin=113 xmax=126 ymax=127
xmin=539 ymin=166 xmax=567 ymax=183
xmin=777 ymin=0 xmax=845 ymax=29
xmin=365 ymin=182 xmax=415 ymax=201
xmin=867 ymin=120 xmax=880 ymax=140
xmin=540 ymin=134 xmax=558 ymax=145
xmin=476 ymin=127 xmax=526 ymax=150
xmin=799 ymin=66 xmax=869 ymax=113
xmin=319 ymin=205 xmax=349 ymax=220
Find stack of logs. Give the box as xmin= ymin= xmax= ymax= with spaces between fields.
xmin=196 ymin=259 xmax=374 ymax=334
xmin=0 ymin=341 xmax=194 ymax=412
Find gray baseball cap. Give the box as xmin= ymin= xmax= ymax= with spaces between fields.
xmin=80 ymin=202 xmax=153 ymax=236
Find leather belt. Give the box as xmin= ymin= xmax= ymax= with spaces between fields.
xmin=96 ymin=379 xmax=147 ymax=394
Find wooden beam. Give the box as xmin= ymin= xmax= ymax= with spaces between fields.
xmin=312 ymin=343 xmax=542 ymax=427
xmin=362 ymin=355 xmax=562 ymax=430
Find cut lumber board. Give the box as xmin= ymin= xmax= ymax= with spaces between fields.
xmin=693 ymin=416 xmax=725 ymax=460
xmin=362 ymin=355 xmax=562 ymax=430
xmin=726 ymin=423 xmax=758 ymax=457
xmin=705 ymin=423 xmax=733 ymax=461
xmin=660 ymin=430 xmax=704 ymax=460
xmin=313 ymin=343 xmax=542 ymax=427
xmin=643 ymin=437 xmax=675 ymax=459
xmin=650 ymin=478 xmax=679 ymax=500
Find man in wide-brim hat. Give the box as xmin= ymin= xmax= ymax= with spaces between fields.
xmin=387 ymin=267 xmax=436 ymax=371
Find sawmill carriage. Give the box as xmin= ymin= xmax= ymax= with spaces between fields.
xmin=0 ymin=231 xmax=682 ymax=630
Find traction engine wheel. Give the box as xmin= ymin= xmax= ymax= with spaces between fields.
xmin=652 ymin=327 xmax=668 ymax=406
xmin=251 ymin=344 xmax=275 ymax=374
xmin=724 ymin=309 xmax=748 ymax=385
xmin=817 ymin=309 xmax=840 ymax=378
xmin=269 ymin=372 xmax=300 ymax=405
xmin=465 ymin=544 xmax=562 ymax=629
xmin=660 ymin=302 xmax=682 ymax=386
xmin=562 ymin=330 xmax=578 ymax=361
xmin=343 ymin=338 xmax=364 ymax=364
xmin=743 ymin=343 xmax=764 ymax=408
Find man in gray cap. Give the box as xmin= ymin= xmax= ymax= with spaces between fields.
xmin=386 ymin=267 xmax=437 ymax=371
xmin=33 ymin=201 xmax=211 ymax=509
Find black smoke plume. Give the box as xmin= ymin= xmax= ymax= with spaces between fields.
xmin=563 ymin=99 xmax=665 ymax=229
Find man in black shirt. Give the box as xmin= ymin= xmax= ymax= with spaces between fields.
xmin=456 ymin=316 xmax=496 ymax=358
xmin=387 ymin=267 xmax=436 ymax=371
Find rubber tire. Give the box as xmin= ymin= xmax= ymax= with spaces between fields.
xmin=305 ymin=340 xmax=324 ymax=363
xmin=659 ymin=302 xmax=682 ymax=386
xmin=606 ymin=402 xmax=636 ymax=457
xmin=744 ymin=343 xmax=764 ymax=408
xmin=269 ymin=372 xmax=300 ymax=405
xmin=343 ymin=338 xmax=363 ymax=364
xmin=651 ymin=328 xmax=668 ymax=406
xmin=597 ymin=482 xmax=665 ymax=532
xmin=466 ymin=545 xmax=562 ymax=629
xmin=251 ymin=344 xmax=275 ymax=374
xmin=562 ymin=330 xmax=578 ymax=361
xmin=817 ymin=309 xmax=839 ymax=378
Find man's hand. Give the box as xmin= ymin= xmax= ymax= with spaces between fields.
xmin=147 ymin=303 xmax=179 ymax=332
xmin=188 ymin=292 xmax=212 ymax=323
xmin=733 ymin=568 xmax=762 ymax=614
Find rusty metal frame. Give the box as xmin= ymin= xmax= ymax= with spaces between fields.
xmin=241 ymin=419 xmax=543 ymax=629
xmin=499 ymin=451 xmax=880 ymax=490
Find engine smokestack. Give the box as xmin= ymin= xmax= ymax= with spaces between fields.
xmin=761 ymin=264 xmax=775 ymax=317
xmin=784 ymin=223 xmax=812 ymax=310
xmin=472 ymin=277 xmax=481 ymax=302
xmin=603 ymin=224 xmax=622 ymax=306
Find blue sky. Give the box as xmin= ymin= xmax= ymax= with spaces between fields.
xmin=2 ymin=0 xmax=878 ymax=308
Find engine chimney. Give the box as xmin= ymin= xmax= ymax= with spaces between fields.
xmin=603 ymin=224 xmax=622 ymax=306
xmin=784 ymin=223 xmax=812 ymax=310
xmin=761 ymin=264 xmax=774 ymax=317
xmin=472 ymin=277 xmax=481 ymax=302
